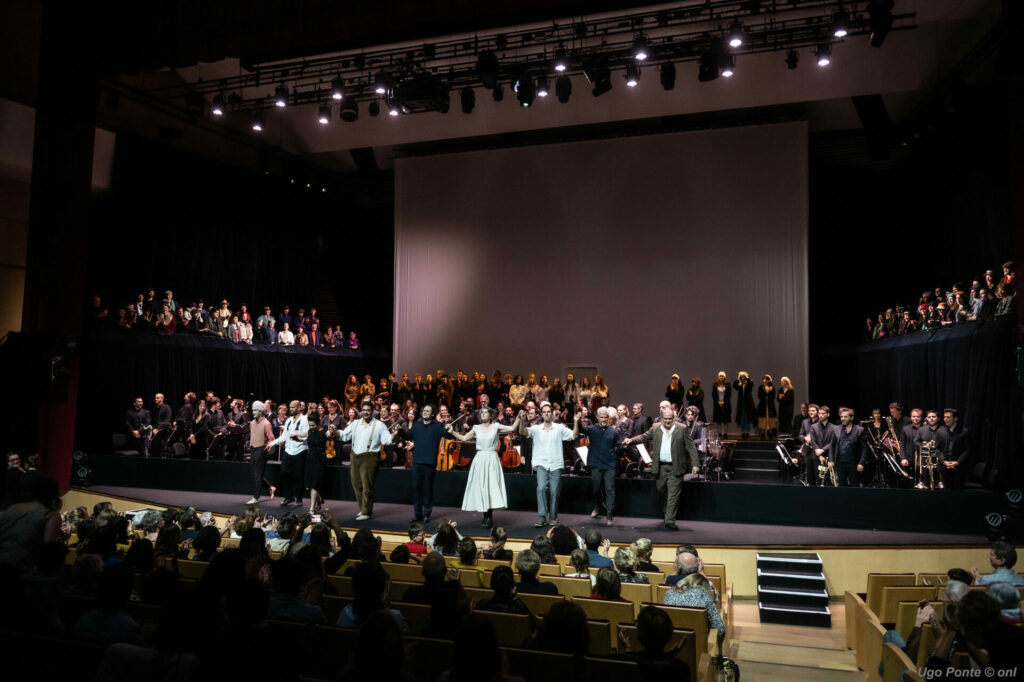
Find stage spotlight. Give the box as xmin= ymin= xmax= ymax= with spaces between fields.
xmin=632 ymin=34 xmax=649 ymax=61
xmin=536 ymin=76 xmax=549 ymax=98
xmin=317 ymin=104 xmax=331 ymax=125
xmin=476 ymin=51 xmax=500 ymax=89
xmin=816 ymin=43 xmax=832 ymax=67
xmin=331 ymin=76 xmax=345 ymax=101
xmin=274 ymin=84 xmax=288 ymax=108
xmin=211 ymin=93 xmax=226 ymax=117
xmin=515 ymin=76 xmax=536 ymax=107
xmin=832 ymin=8 xmax=850 ymax=38
xmin=583 ymin=57 xmax=612 ymax=97
xmin=251 ymin=110 xmax=265 ymax=132
xmin=492 ymin=85 xmax=504 ymax=102
xmin=868 ymin=0 xmax=894 ymax=47
xmin=374 ymin=72 xmax=391 ymax=95
xmin=720 ymin=54 xmax=735 ymax=78
xmin=785 ymin=49 xmax=800 ymax=70
xmin=341 ymin=98 xmax=359 ymax=122
xmin=728 ymin=20 xmax=745 ymax=48
xmin=659 ymin=62 xmax=676 ymax=90
xmin=698 ymin=52 xmax=719 ymax=82
xmin=555 ymin=75 xmax=572 ymax=103
xmin=368 ymin=100 xmax=379 ymax=117
xmin=624 ymin=64 xmax=640 ymax=87
xmin=552 ymin=47 xmax=569 ymax=73
xmin=460 ymin=87 xmax=475 ymax=113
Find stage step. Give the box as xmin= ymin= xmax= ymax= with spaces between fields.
xmin=757 ymin=585 xmax=830 ymax=608
xmin=757 ymin=602 xmax=832 ymax=628
xmin=756 ymin=552 xmax=831 ymax=627
xmin=733 ymin=466 xmax=778 ymax=482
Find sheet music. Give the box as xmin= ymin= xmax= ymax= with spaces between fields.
xmin=636 ymin=444 xmax=651 ymax=464
xmin=576 ymin=446 xmax=588 ymax=465
xmin=514 ymin=445 xmax=521 ymax=455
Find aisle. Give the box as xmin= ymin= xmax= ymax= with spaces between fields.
xmin=727 ymin=602 xmax=865 ymax=681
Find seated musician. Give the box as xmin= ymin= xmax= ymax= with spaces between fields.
xmin=125 ymin=397 xmax=152 ymax=456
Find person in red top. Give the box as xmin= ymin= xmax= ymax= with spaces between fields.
xmin=404 ymin=521 xmax=429 ymax=556
xmin=591 ymin=566 xmax=628 ymax=601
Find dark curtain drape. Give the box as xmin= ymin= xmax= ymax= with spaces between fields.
xmin=824 ymin=316 xmax=1020 ymax=489
xmin=74 ymin=332 xmax=390 ymax=453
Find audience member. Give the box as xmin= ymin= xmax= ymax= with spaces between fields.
xmin=336 ymin=561 xmax=406 ymax=631
xmin=592 ymin=566 xmax=626 ymax=601
xmin=973 ymin=541 xmax=1024 ymax=586
xmin=618 ymin=605 xmax=690 ymax=678
xmin=664 ymin=552 xmax=725 ymax=639
xmin=73 ymin=562 xmax=142 ymax=644
xmin=583 ymin=529 xmax=612 ymax=568
xmin=534 ymin=602 xmax=589 ymax=657
xmin=566 ymin=548 xmax=597 ymax=587
xmin=515 ymin=550 xmax=559 ymax=595
xmin=614 ymin=547 xmax=649 ymax=584
xmin=440 ymin=613 xmax=526 ymax=682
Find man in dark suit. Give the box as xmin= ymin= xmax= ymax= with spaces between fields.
xmin=940 ymin=408 xmax=969 ymax=490
xmin=899 ymin=408 xmax=923 ymax=470
xmin=125 ymin=397 xmax=152 ymax=456
xmin=625 ymin=401 xmax=699 ymax=530
xmin=834 ymin=407 xmax=866 ymax=486
xmin=798 ymin=404 xmax=819 ymax=483
xmin=807 ymin=405 xmax=839 ymax=486
xmin=629 ymin=403 xmax=653 ymax=438
xmin=151 ymin=393 xmax=173 ymax=457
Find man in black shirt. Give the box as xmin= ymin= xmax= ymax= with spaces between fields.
xmin=941 ymin=408 xmax=969 ymax=490
xmin=125 ymin=396 xmax=152 ymax=456
xmin=151 ymin=393 xmax=173 ymax=457
xmin=834 ymin=407 xmax=866 ymax=487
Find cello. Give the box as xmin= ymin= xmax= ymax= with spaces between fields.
xmin=499 ymin=434 xmax=521 ymax=470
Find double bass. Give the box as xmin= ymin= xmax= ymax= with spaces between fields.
xmin=499 ymin=433 xmax=522 ymax=470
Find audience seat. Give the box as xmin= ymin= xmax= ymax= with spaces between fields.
xmin=391 ymin=601 xmax=432 ymax=635
xmin=618 ymin=582 xmax=654 ymax=616
xmin=503 ymin=647 xmax=575 ymax=682
xmin=390 ymin=580 xmax=418 ymax=602
xmin=382 ymin=562 xmax=424 ymax=583
xmin=321 ymin=595 xmax=352 ymax=624
xmin=645 ymin=603 xmax=716 ymax=657
xmin=463 ymin=586 xmax=491 ymax=604
xmin=544 ymin=575 xmax=593 ymax=598
xmin=472 ymin=610 xmax=533 ymax=646
xmin=478 ymin=558 xmax=513 ymax=570
xmin=894 ymin=600 xmax=942 ymax=641
xmin=882 ymin=641 xmax=917 ymax=682
xmin=570 ymin=597 xmax=636 ymax=650
xmin=866 ymin=573 xmax=915 ymax=615
xmin=538 ymin=563 xmax=561 ymax=576
xmin=175 ymin=559 xmax=209 ymax=580
xmin=878 ymin=586 xmax=937 ymax=623
xmin=327 ymin=575 xmax=353 ymax=596
xmin=406 ymin=636 xmax=455 ymax=682
xmin=916 ymin=572 xmax=948 ymax=587
xmin=585 ymin=620 xmax=613 ymax=656
xmin=582 ymin=656 xmax=644 ymax=682
xmin=618 ymin=623 xmax=698 ymax=681
xmin=517 ymin=592 xmax=565 ymax=616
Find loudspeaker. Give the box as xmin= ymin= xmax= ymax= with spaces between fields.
xmin=71 ymin=450 xmax=93 ymax=487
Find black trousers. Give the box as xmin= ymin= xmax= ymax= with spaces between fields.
xmin=835 ymin=461 xmax=857 ymax=487
xmin=251 ymin=446 xmax=272 ymax=499
xmin=280 ymin=451 xmax=307 ymax=502
xmin=591 ymin=468 xmax=616 ymax=516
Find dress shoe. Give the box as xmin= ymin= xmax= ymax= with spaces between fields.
xmin=535 ymin=516 xmax=548 ymax=528
xmin=664 ymin=522 xmax=679 ymax=530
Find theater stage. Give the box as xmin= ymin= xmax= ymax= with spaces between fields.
xmin=82 ymin=454 xmax=999 ymax=546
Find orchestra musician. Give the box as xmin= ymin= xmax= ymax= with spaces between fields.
xmin=151 ymin=393 xmax=173 ymax=456
xmin=900 ymin=409 xmax=923 ymax=469
xmin=322 ymin=399 xmax=346 ymax=465
xmin=798 ymin=404 xmax=819 ymax=484
xmin=941 ymin=409 xmax=969 ymax=490
xmin=125 ymin=397 xmax=152 ymax=456
xmin=807 ymin=405 xmax=838 ymax=485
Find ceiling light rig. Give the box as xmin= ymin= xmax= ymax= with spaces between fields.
xmin=134 ymin=1 xmax=913 ymax=130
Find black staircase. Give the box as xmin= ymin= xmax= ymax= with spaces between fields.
xmin=756 ymin=552 xmax=832 ymax=627
xmin=731 ymin=440 xmax=781 ymax=483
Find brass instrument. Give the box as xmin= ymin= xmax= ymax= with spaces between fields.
xmin=883 ymin=417 xmax=904 ymax=462
xmin=817 ymin=460 xmax=838 ymax=486
xmin=915 ymin=440 xmax=942 ymax=490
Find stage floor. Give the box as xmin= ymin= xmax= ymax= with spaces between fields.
xmin=84 ymin=484 xmax=988 ymax=547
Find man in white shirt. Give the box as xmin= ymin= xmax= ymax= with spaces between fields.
xmin=625 ymin=401 xmax=699 ymax=530
xmin=339 ymin=401 xmax=393 ymax=520
xmin=268 ymin=400 xmax=309 ymax=507
xmin=520 ymin=403 xmax=575 ymax=528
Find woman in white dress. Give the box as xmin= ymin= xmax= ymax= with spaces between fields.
xmin=445 ymin=407 xmax=524 ymax=528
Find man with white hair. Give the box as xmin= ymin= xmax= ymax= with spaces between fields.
xmin=574 ymin=405 xmax=623 ymax=527
xmin=625 ymin=401 xmax=700 ymax=530
xmin=246 ymin=400 xmax=277 ymax=504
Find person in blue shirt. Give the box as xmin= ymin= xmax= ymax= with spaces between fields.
xmin=974 ymin=541 xmax=1024 ymax=586
xmin=584 ymin=529 xmax=613 ymax=568
xmin=574 ymin=406 xmax=623 ymax=526
xmin=400 ymin=404 xmax=450 ymax=524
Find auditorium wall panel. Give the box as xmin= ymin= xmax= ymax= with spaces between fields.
xmin=395 ymin=122 xmax=809 ymax=412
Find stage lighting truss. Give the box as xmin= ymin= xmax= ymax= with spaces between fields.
xmin=123 ymin=1 xmax=916 ymax=122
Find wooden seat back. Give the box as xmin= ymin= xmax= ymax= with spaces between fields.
xmin=879 ymin=586 xmax=937 ymax=623
xmin=586 ymin=620 xmax=612 ymax=656
xmin=647 ymin=602 xmax=714 ymax=656
xmin=475 ymin=610 xmax=534 ymax=646
xmin=503 ymin=647 xmax=575 ymax=681
xmin=517 ymin=593 xmax=565 ymax=616
xmin=863 ymin=616 xmax=887 ymax=682
xmin=570 ymin=597 xmax=635 ymax=650
xmin=619 ymin=581 xmax=654 ymax=615
xmin=619 ymin=623 xmax=697 ymax=681
xmin=391 ymin=601 xmax=433 ymax=636
xmin=321 ymin=595 xmax=352 ymax=625
xmin=457 ymin=567 xmax=487 ymax=587
xmin=866 ymin=573 xmax=915 ymax=615
xmin=916 ymin=573 xmax=947 ymax=587
xmin=894 ymin=600 xmax=942 ymax=641
xmin=545 ymin=575 xmax=593 ymax=598
xmin=390 ymin=580 xmax=418 ymax=602
xmin=327 ymin=574 xmax=353 ymax=596
xmin=479 ymin=558 xmax=512 ymax=571
xmin=882 ymin=641 xmax=918 ymax=682
xmin=844 ymin=591 xmax=863 ymax=652
xmin=854 ymin=597 xmax=880 ymax=673
xmin=406 ymin=636 xmax=455 ymax=682
xmin=382 ymin=562 xmax=424 ymax=583
xmin=582 ymin=656 xmax=644 ymax=682
xmin=538 ymin=563 xmax=561 ymax=576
